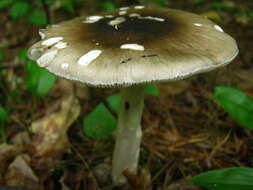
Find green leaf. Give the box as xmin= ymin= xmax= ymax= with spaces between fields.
xmin=18 ymin=48 xmax=28 ymax=62
xmin=209 ymin=2 xmax=238 ymax=13
xmin=144 ymin=0 xmax=169 ymax=6
xmin=107 ymin=94 xmax=121 ymax=113
xmin=46 ymin=0 xmax=55 ymax=6
xmin=82 ymin=94 xmax=121 ymax=139
xmin=144 ymin=84 xmax=159 ymax=96
xmin=28 ymin=10 xmax=47 ymax=26
xmin=0 ymin=106 xmax=9 ymax=124
xmin=62 ymin=0 xmax=74 ymax=13
xmin=213 ymin=85 xmax=253 ymax=129
xmin=26 ymin=61 xmax=56 ymax=96
xmin=192 ymin=0 xmax=204 ymax=4
xmin=190 ymin=167 xmax=253 ymax=190
xmin=82 ymin=103 xmax=117 ymax=139
xmin=0 ymin=48 xmax=5 ymax=62
xmin=100 ymin=1 xmax=115 ymax=12
xmin=0 ymin=0 xmax=13 ymax=9
xmin=9 ymin=2 xmax=29 ymax=19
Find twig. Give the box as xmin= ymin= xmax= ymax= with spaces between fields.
xmin=151 ymin=161 xmax=172 ymax=182
xmin=70 ymin=144 xmax=101 ymax=190
xmin=206 ymin=131 xmax=231 ymax=168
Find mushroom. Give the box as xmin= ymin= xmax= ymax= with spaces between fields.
xmin=28 ymin=7 xmax=238 ymax=184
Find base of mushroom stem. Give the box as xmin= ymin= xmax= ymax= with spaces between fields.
xmin=112 ymin=85 xmax=145 ymax=184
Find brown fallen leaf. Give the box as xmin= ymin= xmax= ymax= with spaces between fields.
xmin=236 ymin=69 xmax=253 ymax=91
xmin=31 ymin=95 xmax=80 ymax=156
xmin=123 ymin=167 xmax=152 ymax=190
xmin=0 ymin=144 xmax=23 ymax=174
xmin=201 ymin=11 xmax=222 ymax=22
xmin=159 ymin=80 xmax=190 ymax=96
xmin=93 ymin=158 xmax=111 ymax=185
xmin=4 ymin=154 xmax=41 ymax=190
xmin=52 ymin=79 xmax=90 ymax=100
xmin=12 ymin=132 xmax=31 ymax=146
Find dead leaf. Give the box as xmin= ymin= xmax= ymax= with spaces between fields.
xmin=123 ymin=167 xmax=152 ymax=190
xmin=93 ymin=158 xmax=111 ymax=185
xmin=52 ymin=79 xmax=90 ymax=100
xmin=74 ymin=83 xmax=90 ymax=100
xmin=4 ymin=154 xmax=41 ymax=190
xmin=236 ymin=69 xmax=253 ymax=91
xmin=201 ymin=11 xmax=222 ymax=22
xmin=31 ymin=95 xmax=80 ymax=156
xmin=0 ymin=144 xmax=23 ymax=174
xmin=159 ymin=81 xmax=189 ymax=96
xmin=12 ymin=132 xmax=31 ymax=146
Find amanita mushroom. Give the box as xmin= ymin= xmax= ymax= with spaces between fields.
xmin=28 ymin=7 xmax=238 ymax=184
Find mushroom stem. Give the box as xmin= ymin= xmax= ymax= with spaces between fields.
xmin=112 ymin=85 xmax=144 ymax=184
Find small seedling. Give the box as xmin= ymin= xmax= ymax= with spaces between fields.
xmin=191 ymin=86 xmax=253 ymax=190
xmin=191 ymin=167 xmax=253 ymax=190
xmin=213 ymin=85 xmax=253 ymax=129
xmin=82 ymin=85 xmax=159 ymax=139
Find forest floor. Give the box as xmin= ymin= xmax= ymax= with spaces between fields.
xmin=0 ymin=0 xmax=253 ymax=190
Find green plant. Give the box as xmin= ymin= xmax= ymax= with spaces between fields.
xmin=213 ymin=85 xmax=253 ymax=129
xmin=143 ymin=0 xmax=170 ymax=7
xmin=0 ymin=48 xmax=5 ymax=63
xmin=0 ymin=0 xmax=48 ymax=26
xmin=61 ymin=0 xmax=82 ymax=15
xmin=191 ymin=167 xmax=253 ymax=190
xmin=0 ymin=0 xmax=82 ymax=26
xmin=209 ymin=1 xmax=238 ymax=13
xmin=82 ymin=94 xmax=120 ymax=139
xmin=192 ymin=0 xmax=205 ymax=5
xmin=82 ymin=85 xmax=159 ymax=139
xmin=191 ymin=85 xmax=253 ymax=190
xmin=0 ymin=106 xmax=10 ymax=143
xmin=99 ymin=1 xmax=116 ymax=12
xmin=20 ymin=48 xmax=56 ymax=96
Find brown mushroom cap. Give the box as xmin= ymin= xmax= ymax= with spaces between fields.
xmin=28 ymin=7 xmax=238 ymax=87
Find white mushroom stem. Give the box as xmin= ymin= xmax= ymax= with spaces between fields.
xmin=112 ymin=85 xmax=144 ymax=184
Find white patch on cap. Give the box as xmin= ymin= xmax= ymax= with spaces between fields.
xmin=83 ymin=15 xmax=104 ymax=23
xmin=119 ymin=7 xmax=129 ymax=11
xmin=129 ymin=13 xmax=140 ymax=17
xmin=119 ymin=10 xmax=127 ymax=15
xmin=105 ymin=15 xmax=114 ymax=18
xmin=78 ymin=50 xmax=102 ymax=66
xmin=129 ymin=14 xmax=164 ymax=22
xmin=29 ymin=48 xmax=43 ymax=60
xmin=134 ymin=5 xmax=145 ymax=9
xmin=108 ymin=17 xmax=126 ymax=29
xmin=140 ymin=16 xmax=165 ymax=22
xmin=38 ymin=31 xmax=45 ymax=39
xmin=120 ymin=44 xmax=144 ymax=51
xmin=214 ymin=24 xmax=224 ymax=32
xmin=42 ymin=37 xmax=63 ymax=46
xmin=61 ymin=63 xmax=69 ymax=70
xmin=194 ymin=23 xmax=203 ymax=27
xmin=54 ymin=41 xmax=68 ymax=49
xmin=37 ymin=50 xmax=58 ymax=67
xmin=96 ymin=42 xmax=99 ymax=46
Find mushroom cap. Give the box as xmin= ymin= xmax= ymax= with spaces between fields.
xmin=28 ymin=7 xmax=238 ymax=87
